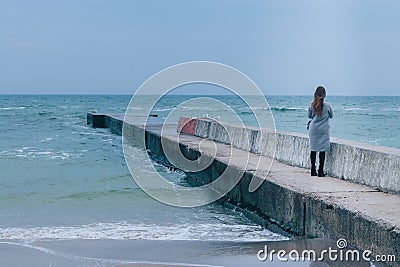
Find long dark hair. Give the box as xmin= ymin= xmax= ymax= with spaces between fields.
xmin=311 ymin=86 xmax=326 ymax=116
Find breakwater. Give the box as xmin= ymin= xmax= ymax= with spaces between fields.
xmin=178 ymin=117 xmax=400 ymax=194
xmin=88 ymin=112 xmax=400 ymax=266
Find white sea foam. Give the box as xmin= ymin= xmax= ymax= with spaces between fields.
xmin=126 ymin=106 xmax=145 ymax=111
xmin=383 ymin=107 xmax=400 ymax=112
xmin=0 ymin=107 xmax=26 ymax=110
xmin=38 ymin=137 xmax=54 ymax=143
xmin=2 ymin=147 xmax=83 ymax=160
xmin=153 ymin=107 xmax=174 ymax=112
xmin=343 ymin=107 xmax=369 ymax=111
xmin=179 ymin=106 xmax=216 ymax=111
xmin=360 ymin=137 xmax=383 ymax=145
xmin=0 ymin=221 xmax=286 ymax=242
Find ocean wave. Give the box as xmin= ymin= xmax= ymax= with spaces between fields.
xmin=0 ymin=221 xmax=286 ymax=242
xmin=0 ymin=107 xmax=26 ymax=110
xmin=343 ymin=107 xmax=369 ymax=111
xmin=38 ymin=137 xmax=54 ymax=143
xmin=153 ymin=107 xmax=174 ymax=112
xmin=359 ymin=137 xmax=383 ymax=145
xmin=54 ymin=188 xmax=136 ymax=201
xmin=238 ymin=110 xmax=253 ymax=115
xmin=126 ymin=107 xmax=145 ymax=111
xmin=1 ymin=147 xmax=83 ymax=160
xmin=271 ymin=107 xmax=305 ymax=112
xmin=38 ymin=111 xmax=54 ymax=116
xmin=178 ymin=106 xmax=220 ymax=111
xmin=239 ymin=107 xmax=304 ymax=114
xmin=382 ymin=107 xmax=400 ymax=112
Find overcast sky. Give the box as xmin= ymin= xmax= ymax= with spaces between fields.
xmin=1 ymin=0 xmax=399 ymax=95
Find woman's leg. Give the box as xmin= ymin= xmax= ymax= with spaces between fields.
xmin=318 ymin=151 xmax=326 ymax=177
xmin=310 ymin=151 xmax=317 ymax=176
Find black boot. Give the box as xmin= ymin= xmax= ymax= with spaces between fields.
xmin=318 ymin=151 xmax=326 ymax=177
xmin=310 ymin=151 xmax=317 ymax=176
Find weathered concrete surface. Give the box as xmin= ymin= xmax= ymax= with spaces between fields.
xmin=88 ymin=113 xmax=400 ymax=266
xmin=190 ymin=117 xmax=400 ymax=194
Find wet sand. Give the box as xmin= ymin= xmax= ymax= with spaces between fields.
xmin=0 ymin=238 xmax=380 ymax=267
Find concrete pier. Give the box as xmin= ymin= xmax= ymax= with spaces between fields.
xmin=87 ymin=112 xmax=399 ymax=266
xmin=185 ymin=117 xmax=400 ymax=194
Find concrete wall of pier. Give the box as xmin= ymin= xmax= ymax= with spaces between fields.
xmin=183 ymin=117 xmax=400 ymax=194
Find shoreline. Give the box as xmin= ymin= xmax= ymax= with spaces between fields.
xmin=0 ymin=238 xmax=377 ymax=267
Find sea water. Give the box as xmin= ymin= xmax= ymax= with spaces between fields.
xmin=0 ymin=94 xmax=398 ymax=242
xmin=0 ymin=95 xmax=282 ymax=243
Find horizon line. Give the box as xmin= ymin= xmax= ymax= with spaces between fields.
xmin=0 ymin=93 xmax=400 ymax=98
xmin=1 ymin=93 xmax=399 ymax=97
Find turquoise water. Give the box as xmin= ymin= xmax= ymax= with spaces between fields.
xmin=0 ymin=95 xmax=283 ymax=242
xmin=0 ymin=94 xmax=398 ymax=242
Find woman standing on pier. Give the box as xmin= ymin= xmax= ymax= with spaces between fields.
xmin=308 ymin=86 xmax=334 ymax=177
